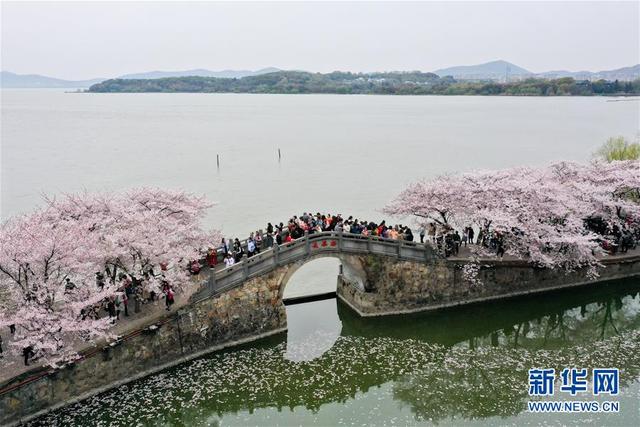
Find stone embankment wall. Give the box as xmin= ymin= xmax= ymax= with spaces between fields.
xmin=337 ymin=253 xmax=640 ymax=316
xmin=0 ymin=272 xmax=287 ymax=426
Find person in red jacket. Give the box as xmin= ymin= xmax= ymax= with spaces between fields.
xmin=206 ymin=247 xmax=217 ymax=268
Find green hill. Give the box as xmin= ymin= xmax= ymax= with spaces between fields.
xmin=88 ymin=71 xmax=640 ymax=96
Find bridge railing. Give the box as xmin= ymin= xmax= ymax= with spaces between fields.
xmin=192 ymin=231 xmax=441 ymax=301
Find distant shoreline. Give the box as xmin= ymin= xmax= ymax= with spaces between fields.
xmin=76 ymin=91 xmax=640 ymax=97
xmin=2 ymin=87 xmax=638 ymax=98
xmin=86 ymin=71 xmax=640 ymax=96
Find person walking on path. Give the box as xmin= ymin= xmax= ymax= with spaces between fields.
xmin=428 ymin=223 xmax=436 ymax=243
xmin=22 ymin=346 xmax=34 ymax=366
xmin=114 ymin=293 xmax=123 ymax=320
xmin=107 ymin=296 xmax=117 ymax=320
xmin=134 ymin=286 xmax=143 ymax=313
xmin=122 ymin=290 xmax=129 ymax=317
xmin=163 ymin=282 xmax=175 ymax=311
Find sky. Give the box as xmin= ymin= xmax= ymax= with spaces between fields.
xmin=1 ymin=1 xmax=639 ymax=80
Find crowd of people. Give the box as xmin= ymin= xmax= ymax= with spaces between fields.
xmin=88 ymin=269 xmax=178 ymax=322
xmin=601 ymin=223 xmax=638 ymax=254
xmin=204 ymin=213 xmax=419 ymax=270
xmin=199 ymin=212 xmax=493 ymax=272
xmin=191 ymin=211 xmax=640 ymax=275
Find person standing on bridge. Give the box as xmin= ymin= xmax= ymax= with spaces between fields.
xmin=255 ymin=231 xmax=263 ymax=253
xmin=234 ymin=238 xmax=245 ymax=262
xmin=221 ymin=238 xmax=230 ymax=255
xmin=247 ymin=234 xmax=256 ymax=258
xmin=264 ymin=231 xmax=274 ymax=248
xmin=404 ymin=226 xmax=414 ymax=242
xmin=206 ymin=247 xmax=217 ymax=268
xmin=224 ymin=253 xmax=235 ymax=267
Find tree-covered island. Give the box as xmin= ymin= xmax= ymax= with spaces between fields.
xmin=88 ymin=70 xmax=640 ymax=95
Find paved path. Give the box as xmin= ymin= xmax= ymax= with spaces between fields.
xmin=0 ymin=275 xmax=204 ymax=384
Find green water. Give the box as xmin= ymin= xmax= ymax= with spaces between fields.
xmin=30 ymin=279 xmax=640 ymax=426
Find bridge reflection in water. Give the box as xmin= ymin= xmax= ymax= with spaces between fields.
xmin=336 ymin=277 xmax=640 ymax=349
xmin=285 ymin=258 xmax=640 ymax=361
xmin=283 ymin=258 xmax=342 ymax=362
xmin=29 ymin=277 xmax=640 ymax=426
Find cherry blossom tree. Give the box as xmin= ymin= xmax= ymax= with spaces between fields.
xmin=384 ymin=160 xmax=640 ymax=274
xmin=0 ymin=188 xmax=221 ymax=365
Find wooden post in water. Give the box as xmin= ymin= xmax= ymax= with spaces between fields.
xmin=216 ymin=154 xmax=220 ymax=169
xmin=278 ymin=148 xmax=281 ymax=162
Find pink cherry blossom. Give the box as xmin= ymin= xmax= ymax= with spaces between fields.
xmin=0 ymin=188 xmax=221 ymax=364
xmin=384 ymin=160 xmax=640 ymax=273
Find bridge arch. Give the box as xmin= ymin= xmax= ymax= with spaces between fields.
xmin=276 ymin=252 xmax=368 ymax=301
xmin=280 ymin=256 xmax=344 ymax=362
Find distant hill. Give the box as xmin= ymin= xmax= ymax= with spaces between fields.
xmin=0 ymin=68 xmax=281 ymax=88
xmin=434 ymin=60 xmax=640 ymax=81
xmin=118 ymin=67 xmax=281 ymax=80
xmin=538 ymin=64 xmax=640 ymax=81
xmin=0 ymin=71 xmax=104 ymax=88
xmin=434 ymin=60 xmax=532 ymax=80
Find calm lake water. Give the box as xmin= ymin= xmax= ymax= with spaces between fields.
xmin=2 ymin=90 xmax=640 ymax=425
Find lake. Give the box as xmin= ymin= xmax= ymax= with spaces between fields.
xmin=2 ymin=91 xmax=639 ymax=237
xmin=2 ymin=90 xmax=640 ymax=425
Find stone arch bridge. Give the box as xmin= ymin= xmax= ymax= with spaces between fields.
xmin=193 ymin=231 xmax=442 ymax=303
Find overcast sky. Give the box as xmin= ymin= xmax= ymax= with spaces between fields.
xmin=1 ymin=1 xmax=639 ymax=80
